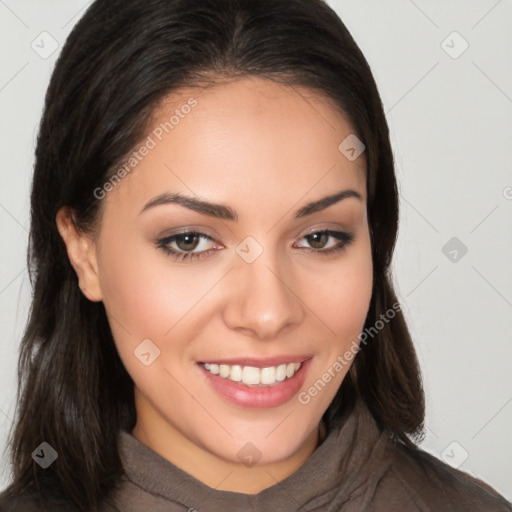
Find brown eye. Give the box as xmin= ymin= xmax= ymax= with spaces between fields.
xmin=156 ymin=231 xmax=218 ymax=262
xmin=174 ymin=233 xmax=201 ymax=251
xmin=295 ymin=229 xmax=355 ymax=255
xmin=305 ymin=232 xmax=329 ymax=249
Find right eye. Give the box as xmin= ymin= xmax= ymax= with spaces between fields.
xmin=156 ymin=231 xmax=221 ymax=261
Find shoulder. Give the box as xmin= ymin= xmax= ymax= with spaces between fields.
xmin=378 ymin=439 xmax=512 ymax=511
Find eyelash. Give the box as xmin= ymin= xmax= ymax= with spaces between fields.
xmin=156 ymin=229 xmax=355 ymax=262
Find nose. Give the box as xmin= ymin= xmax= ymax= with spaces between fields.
xmin=222 ymin=246 xmax=304 ymax=340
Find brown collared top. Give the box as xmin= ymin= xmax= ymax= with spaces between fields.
xmin=108 ymin=398 xmax=512 ymax=512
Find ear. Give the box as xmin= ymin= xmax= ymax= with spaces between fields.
xmin=55 ymin=207 xmax=103 ymax=302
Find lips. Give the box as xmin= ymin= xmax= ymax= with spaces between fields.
xmin=197 ymin=356 xmax=313 ymax=409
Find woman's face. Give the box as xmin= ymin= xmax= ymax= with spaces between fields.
xmin=79 ymin=77 xmax=372 ymax=465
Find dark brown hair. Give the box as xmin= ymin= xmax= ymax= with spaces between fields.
xmin=2 ymin=0 xmax=424 ymax=510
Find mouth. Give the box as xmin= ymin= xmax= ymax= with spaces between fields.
xmin=200 ymin=361 xmax=303 ymax=386
xmin=196 ymin=355 xmax=313 ymax=408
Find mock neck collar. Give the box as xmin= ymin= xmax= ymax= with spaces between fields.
xmin=117 ymin=398 xmax=392 ymax=511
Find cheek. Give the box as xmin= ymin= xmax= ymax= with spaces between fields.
xmin=97 ymin=238 xmax=213 ymax=338
xmin=297 ymin=246 xmax=372 ymax=410
xmin=98 ymin=250 xmax=171 ymax=336
xmin=96 ymin=243 xmax=200 ymax=390
xmin=333 ymin=266 xmax=372 ymax=336
xmin=304 ymin=246 xmax=373 ymax=341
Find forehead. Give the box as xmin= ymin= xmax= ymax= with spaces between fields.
xmin=152 ymin=76 xmax=361 ymax=151
xmin=102 ymin=76 xmax=367 ymax=220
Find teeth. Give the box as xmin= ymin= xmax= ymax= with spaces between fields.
xmin=260 ymin=366 xmax=276 ymax=385
xmin=230 ymin=365 xmax=242 ymax=382
xmin=276 ymin=364 xmax=287 ymax=382
xmin=242 ymin=366 xmax=260 ymax=385
xmin=202 ymin=361 xmax=303 ymax=386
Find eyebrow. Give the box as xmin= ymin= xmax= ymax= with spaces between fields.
xmin=140 ymin=188 xmax=363 ymax=221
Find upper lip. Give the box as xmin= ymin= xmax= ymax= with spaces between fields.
xmin=198 ymin=354 xmax=313 ymax=368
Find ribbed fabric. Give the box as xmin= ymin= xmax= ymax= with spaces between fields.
xmin=109 ymin=399 xmax=512 ymax=512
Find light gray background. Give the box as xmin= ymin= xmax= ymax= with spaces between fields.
xmin=1 ymin=0 xmax=511 ymax=501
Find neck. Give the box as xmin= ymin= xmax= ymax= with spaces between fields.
xmin=131 ymin=394 xmax=324 ymax=494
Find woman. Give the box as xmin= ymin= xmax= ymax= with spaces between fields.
xmin=1 ymin=0 xmax=510 ymax=510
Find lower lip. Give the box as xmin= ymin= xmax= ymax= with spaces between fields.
xmin=197 ymin=359 xmax=312 ymax=409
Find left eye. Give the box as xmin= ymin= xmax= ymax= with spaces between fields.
xmin=295 ymin=230 xmax=354 ymax=251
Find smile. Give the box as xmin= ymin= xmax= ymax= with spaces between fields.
xmin=201 ymin=362 xmax=302 ymax=386
xmin=197 ymin=357 xmax=313 ymax=409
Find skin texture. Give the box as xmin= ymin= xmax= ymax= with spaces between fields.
xmin=56 ymin=76 xmax=373 ymax=494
